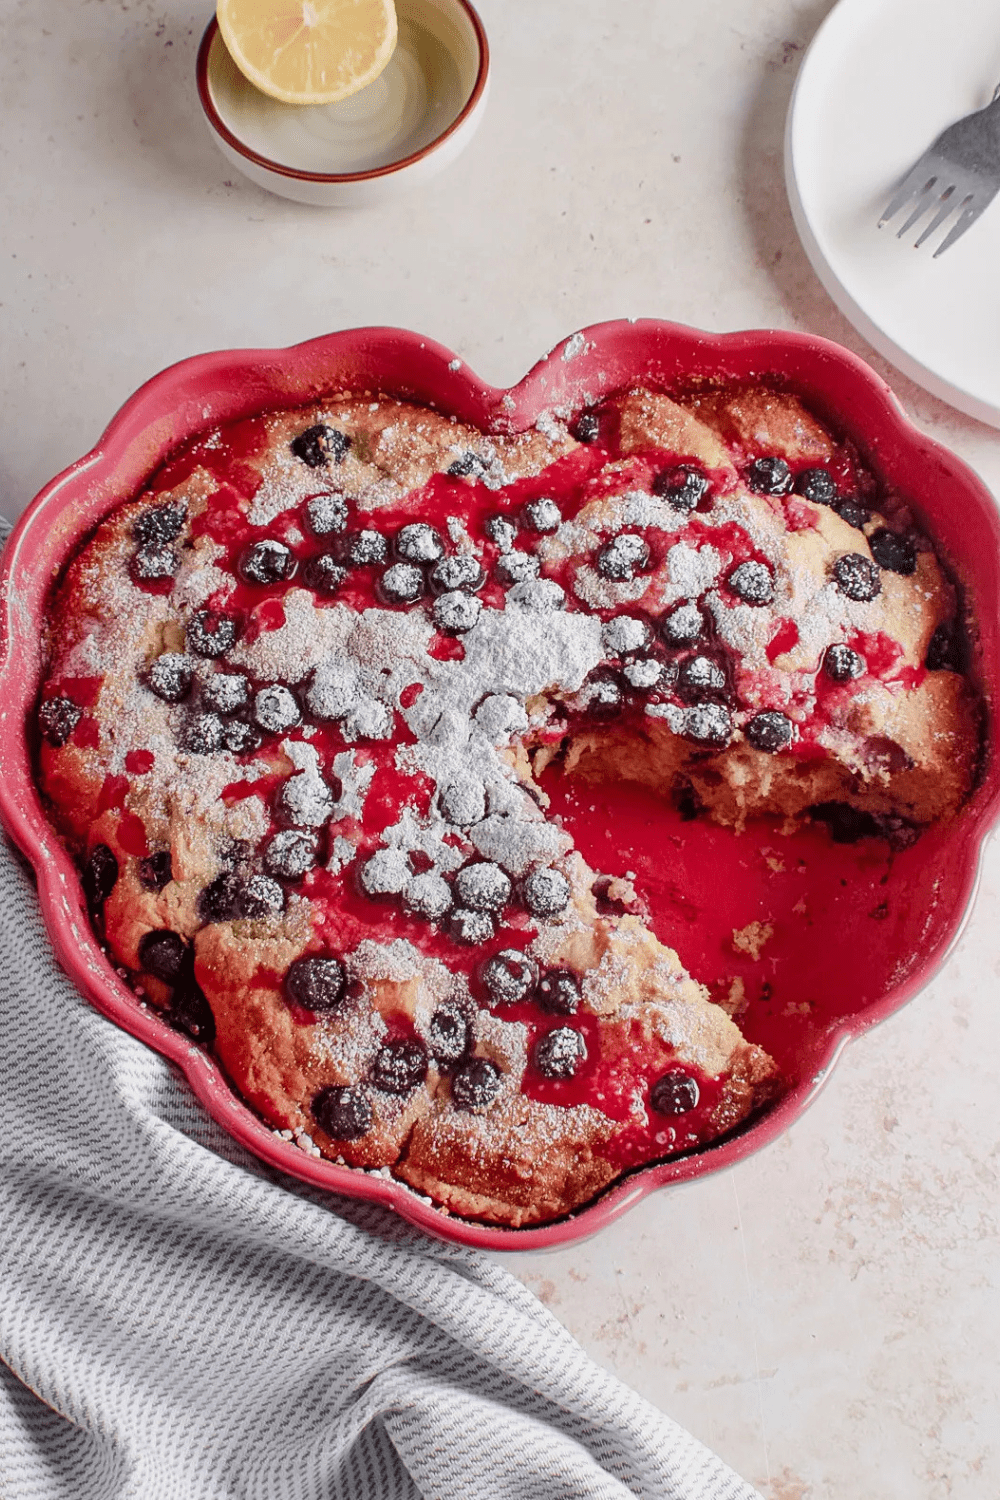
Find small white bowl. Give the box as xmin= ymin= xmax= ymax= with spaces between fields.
xmin=197 ymin=0 xmax=489 ymax=207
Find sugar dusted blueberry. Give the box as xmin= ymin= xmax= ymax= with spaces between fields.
xmin=507 ymin=579 xmax=566 ymax=613
xmin=596 ymin=533 xmax=651 ymax=581
xmin=653 ymin=465 xmax=709 ymax=512
xmin=341 ymin=699 xmax=394 ymax=742
xmin=823 ymin=643 xmax=865 ymax=682
xmin=253 ymin=684 xmax=301 ymax=735
xmin=869 ymin=527 xmax=917 ymax=576
xmin=276 ymin=770 xmax=336 ymax=828
xmin=346 ymin=529 xmax=388 ymax=566
xmin=138 ymin=929 xmax=188 ymax=983
xmin=38 ymin=696 xmax=82 ymax=747
xmin=447 ymin=451 xmax=488 ymax=479
xmin=170 ymin=979 xmax=215 ymax=1045
xmin=833 ymin=553 xmax=881 ymax=602
xmin=302 ymin=553 xmax=348 ymax=596
xmin=181 ymin=712 xmax=225 ymax=755
xmin=265 ymin=829 xmax=319 ymax=881
xmin=371 ymin=1038 xmax=428 ymax=1095
xmin=430 ymin=553 xmax=486 ymax=595
xmin=451 ymin=1057 xmax=502 ymax=1111
xmin=602 ymin=616 xmax=650 ymax=657
xmin=623 ymin=654 xmax=668 ymax=691
xmin=379 ymin=563 xmax=425 ymax=604
xmin=130 ymin=545 xmax=178 ymax=584
xmin=147 ymin=652 xmax=193 ymax=703
xmin=571 ymin=411 xmax=601 ymax=444
xmin=201 ymin=672 xmax=250 ymax=715
xmin=395 ymin=523 xmax=445 ymax=564
xmin=728 ymin=560 xmax=775 ymax=606
xmin=82 ymin=843 xmax=118 ymax=911
xmin=304 ymin=492 xmax=349 ymax=536
xmin=306 ymin=661 xmax=359 ymax=721
xmin=662 ymin=603 xmax=704 ymax=644
xmin=187 ymin=610 xmax=239 ymax=659
xmin=358 ymin=848 xmax=410 ymax=897
xmin=198 ymin=872 xmax=244 ymax=922
xmin=433 ymin=591 xmax=481 ymax=633
xmin=495 ymin=550 xmax=539 ymax=586
xmin=482 ymin=948 xmax=538 ymax=1005
xmin=439 ymin=777 xmax=487 ymax=828
xmin=523 ymin=498 xmax=561 ymax=533
xmin=677 ymin=655 xmax=726 ymax=699
xmin=537 ymin=969 xmax=581 ymax=1015
xmin=223 ymin=720 xmax=262 ymax=755
xmin=133 ymin=501 xmax=186 ymax=548
xmin=403 ymin=870 xmax=453 ymax=921
xmin=456 ymin=861 xmax=511 ymax=913
xmin=449 ymin=908 xmax=496 ymax=945
xmin=313 ymin=1084 xmax=372 ymax=1139
xmin=794 ymin=468 xmax=837 ymax=504
xmin=534 ymin=1026 xmax=586 ymax=1080
xmin=241 ymin=874 xmax=285 ymax=917
xmin=746 ymin=456 xmax=793 ymax=495
xmin=831 ymin=497 xmax=868 ymax=531
xmin=286 ymin=955 xmax=346 ymax=1011
xmin=650 ymin=1070 xmax=700 ymax=1115
xmin=426 ymin=1006 xmax=469 ymax=1064
xmin=485 ymin=514 xmax=517 ymax=552
xmin=927 ymin=622 xmax=960 ymax=672
xmin=138 ymin=850 xmax=172 ymax=892
xmin=746 ymin=711 xmax=793 ymax=752
xmin=579 ymin=670 xmax=624 ymax=719
xmin=684 ymin=703 xmax=733 ymax=745
xmin=523 ymin=867 xmax=570 ymax=919
xmin=291 ymin=424 xmax=350 ymax=469
xmin=239 ymin=539 xmax=296 ymax=586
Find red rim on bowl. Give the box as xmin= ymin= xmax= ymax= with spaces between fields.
xmin=2 ymin=321 xmax=999 ymax=1250
xmin=196 ymin=6 xmax=490 ymax=185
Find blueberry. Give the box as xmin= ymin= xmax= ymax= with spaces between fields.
xmin=82 ymin=844 xmax=118 ymax=911
xmin=451 ymin=1057 xmax=502 ymax=1111
xmin=580 ymin=670 xmax=624 ymax=719
xmin=534 ymin=1026 xmax=586 ymax=1080
xmin=138 ymin=850 xmax=173 ymax=892
xmin=241 ymin=874 xmax=285 ymax=918
xmin=537 ymin=969 xmax=581 ymax=1015
xmin=927 ymin=621 xmax=961 ymax=672
xmin=495 ymin=550 xmax=539 ymax=586
xmin=201 ymin=672 xmax=250 ymax=715
xmin=276 ymin=771 xmax=336 ymax=828
xmin=653 ymin=465 xmax=709 ymax=512
xmin=253 ymin=684 xmax=301 ymax=735
xmin=239 ymin=539 xmax=296 ymax=586
xmin=285 ymin=955 xmax=347 ymax=1011
xmin=379 ymin=563 xmax=424 ymax=604
xmin=306 ymin=662 xmax=359 ymax=721
xmin=447 ymin=451 xmax=488 ymax=479
xmin=868 ymin=528 xmax=917 ymax=576
xmin=197 ymin=873 xmax=244 ymax=923
xmin=650 ymin=1071 xmax=700 ymax=1114
xmin=449 ymin=908 xmax=496 ymax=945
xmin=133 ymin=501 xmax=186 ymax=547
xmin=745 ymin=710 xmax=793 ymax=752
xmin=794 ymin=468 xmax=837 ymax=504
xmin=394 ymin=523 xmax=445 ymax=564
xmin=571 ymin=411 xmax=601 ymax=444
xmin=746 ymin=456 xmax=793 ymax=495
xmin=38 ymin=696 xmax=82 ymax=747
xmin=430 ymin=554 xmax=486 ymax=594
xmin=170 ymin=978 xmax=215 ymax=1045
xmin=187 ymin=610 xmax=239 ymax=659
xmin=823 ymin=643 xmax=865 ymax=682
xmin=523 ymin=867 xmax=570 ymax=919
xmin=426 ymin=1007 xmax=469 ymax=1064
xmin=677 ymin=655 xmax=726 ymax=700
xmin=312 ymin=1084 xmax=372 ymax=1139
xmin=181 ymin=712 xmax=225 ymax=755
xmin=485 ymin=515 xmax=518 ymax=552
xmin=482 ymin=949 xmax=538 ymax=1005
xmin=130 ymin=545 xmax=178 ymax=583
xmin=833 ymin=553 xmax=881 ymax=602
xmin=662 ymin=604 xmax=704 ymax=644
xmin=433 ymin=591 xmax=481 ymax=633
xmin=145 ymin=653 xmax=192 ymax=704
xmin=508 ymin=579 xmax=566 ymax=613
xmin=264 ymin=829 xmax=319 ymax=881
xmin=403 ymin=871 xmax=453 ymax=921
xmin=683 ymin=703 xmax=733 ymax=745
xmin=341 ymin=700 xmax=394 ymax=742
xmin=290 ymin=424 xmax=350 ymax=469
xmin=358 ymin=848 xmax=409 ymax=898
xmin=346 ymin=530 xmax=388 ymax=566
xmin=596 ymin=533 xmax=651 ymax=581
xmin=602 ymin=616 xmax=650 ymax=657
xmin=371 ymin=1038 xmax=428 ymax=1095
xmin=458 ymin=864 xmax=512 ymax=906
xmin=831 ymin=498 xmax=868 ymax=531
xmin=728 ymin=561 xmax=775 ymax=606
xmin=223 ymin=720 xmax=262 ymax=755
xmin=138 ymin=929 xmax=188 ymax=983
xmin=438 ymin=778 xmax=487 ymax=828
xmin=304 ymin=493 xmax=349 ymax=536
xmin=623 ymin=654 xmax=669 ymax=691
xmin=302 ymin=553 xmax=348 ymax=596
xmin=523 ymin=498 xmax=561 ymax=533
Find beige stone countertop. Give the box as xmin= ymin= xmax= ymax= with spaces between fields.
xmin=3 ymin=1 xmax=999 ymax=1495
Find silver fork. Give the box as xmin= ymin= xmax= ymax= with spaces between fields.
xmin=878 ymin=82 xmax=1000 ymax=256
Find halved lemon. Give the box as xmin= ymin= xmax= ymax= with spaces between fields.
xmin=216 ymin=0 xmax=398 ymax=107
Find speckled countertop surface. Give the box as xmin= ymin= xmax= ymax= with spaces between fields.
xmin=3 ymin=2 xmax=1000 ymax=1495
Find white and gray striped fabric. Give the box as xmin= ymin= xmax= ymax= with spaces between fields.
xmin=0 ymin=534 xmax=761 ymax=1500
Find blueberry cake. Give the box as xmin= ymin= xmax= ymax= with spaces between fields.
xmin=35 ymin=382 xmax=979 ymax=1224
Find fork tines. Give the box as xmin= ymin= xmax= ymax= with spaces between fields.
xmin=879 ymin=164 xmax=991 ymax=257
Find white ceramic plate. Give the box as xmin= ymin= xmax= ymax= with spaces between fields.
xmin=786 ymin=0 xmax=1000 ymax=428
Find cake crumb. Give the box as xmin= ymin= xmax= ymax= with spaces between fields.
xmin=732 ymin=920 xmax=774 ymax=960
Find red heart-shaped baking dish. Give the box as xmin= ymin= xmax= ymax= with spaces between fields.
xmin=2 ymin=321 xmax=998 ymax=1248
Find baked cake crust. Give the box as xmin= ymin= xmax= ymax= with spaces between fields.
xmin=34 ymin=382 xmax=979 ymax=1225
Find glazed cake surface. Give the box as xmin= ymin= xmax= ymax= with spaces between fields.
xmin=35 ymin=382 xmax=979 ymax=1225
